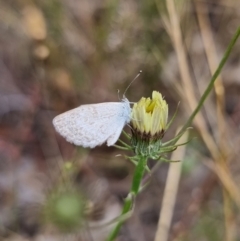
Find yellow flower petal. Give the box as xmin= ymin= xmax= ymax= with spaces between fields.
xmin=131 ymin=91 xmax=168 ymax=141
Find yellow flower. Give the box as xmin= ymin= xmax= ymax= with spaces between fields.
xmin=131 ymin=91 xmax=168 ymax=141
xmin=130 ymin=91 xmax=168 ymax=158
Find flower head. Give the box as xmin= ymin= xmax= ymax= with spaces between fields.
xmin=130 ymin=91 xmax=168 ymax=157
xmin=131 ymin=91 xmax=168 ymax=140
xmin=44 ymin=189 xmax=85 ymax=231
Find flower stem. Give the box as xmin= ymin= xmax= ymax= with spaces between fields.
xmin=106 ymin=155 xmax=148 ymax=241
xmin=131 ymin=155 xmax=148 ymax=194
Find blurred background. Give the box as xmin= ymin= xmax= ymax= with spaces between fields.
xmin=0 ymin=0 xmax=240 ymax=240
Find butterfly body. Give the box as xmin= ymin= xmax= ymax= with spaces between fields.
xmin=53 ymin=98 xmax=131 ymax=148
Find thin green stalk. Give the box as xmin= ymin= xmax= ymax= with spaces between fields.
xmin=168 ymin=26 xmax=240 ymax=146
xmin=106 ymin=155 xmax=148 ymax=241
xmin=131 ymin=155 xmax=148 ymax=194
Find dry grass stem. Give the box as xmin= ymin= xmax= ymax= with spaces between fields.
xmin=206 ymin=161 xmax=240 ymax=208
xmin=195 ymin=2 xmax=237 ymax=240
xmin=154 ymin=128 xmax=189 ymax=241
xmin=165 ymin=0 xmax=220 ymax=161
xmin=195 ymin=0 xmax=226 ymax=153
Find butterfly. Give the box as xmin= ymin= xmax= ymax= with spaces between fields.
xmin=53 ymin=98 xmax=131 ymax=148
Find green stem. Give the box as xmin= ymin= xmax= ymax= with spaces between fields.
xmin=131 ymin=155 xmax=148 ymax=194
xmin=168 ymin=26 xmax=240 ymax=146
xmin=106 ymin=155 xmax=148 ymax=241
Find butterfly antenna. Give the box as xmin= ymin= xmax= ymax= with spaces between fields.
xmin=123 ymin=70 xmax=142 ymax=98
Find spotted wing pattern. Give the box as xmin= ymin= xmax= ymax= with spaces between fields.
xmin=53 ymin=101 xmax=131 ymax=148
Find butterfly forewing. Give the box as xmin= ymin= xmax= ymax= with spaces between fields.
xmin=53 ymin=101 xmax=131 ymax=148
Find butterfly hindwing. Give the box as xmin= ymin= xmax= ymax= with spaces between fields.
xmin=53 ymin=101 xmax=131 ymax=148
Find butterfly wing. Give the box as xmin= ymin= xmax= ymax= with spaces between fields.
xmin=106 ymin=118 xmax=126 ymax=146
xmin=53 ymin=102 xmax=131 ymax=148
